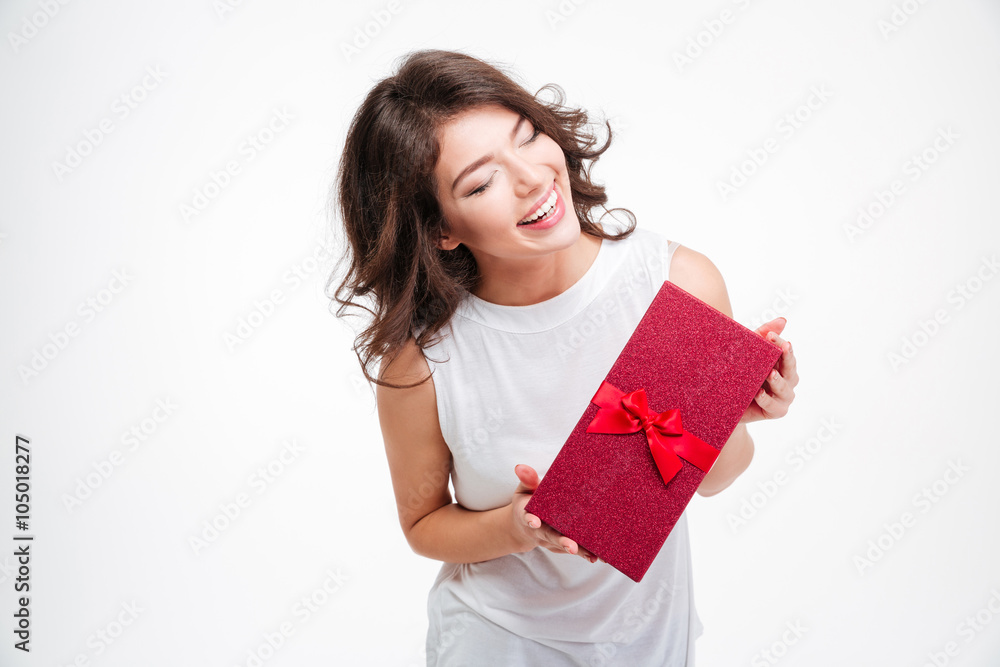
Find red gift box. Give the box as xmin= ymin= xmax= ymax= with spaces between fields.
xmin=524 ymin=280 xmax=783 ymax=582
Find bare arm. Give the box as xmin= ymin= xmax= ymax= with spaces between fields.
xmin=376 ymin=338 xmax=595 ymax=563
xmin=668 ymin=244 xmax=756 ymax=497
xmin=698 ymin=422 xmax=754 ymax=497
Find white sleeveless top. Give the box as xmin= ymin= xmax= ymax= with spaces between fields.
xmin=421 ymin=226 xmax=703 ymax=666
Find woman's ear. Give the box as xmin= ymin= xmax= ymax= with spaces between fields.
xmin=436 ymin=229 xmax=460 ymax=251
xmin=437 ymin=237 xmax=459 ymax=251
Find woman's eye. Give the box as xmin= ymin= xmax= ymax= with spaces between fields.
xmin=465 ymin=127 xmax=539 ymax=197
xmin=470 ymin=176 xmax=493 ymax=196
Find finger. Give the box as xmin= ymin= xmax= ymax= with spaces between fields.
xmin=766 ymin=368 xmax=787 ymax=395
xmin=564 ymin=542 xmax=597 ymax=563
xmin=773 ymin=341 xmax=798 ymax=389
xmin=559 ymin=537 xmax=580 ymax=555
xmin=766 ymin=370 xmax=795 ymax=405
xmin=538 ymin=527 xmax=577 ymax=554
xmin=522 ymin=512 xmax=542 ymax=529
xmin=530 ymin=523 xmax=595 ymax=561
xmin=767 ymin=331 xmax=788 ymax=349
xmin=514 ymin=464 xmax=539 ymax=493
xmin=781 ymin=342 xmax=797 ymax=378
xmin=755 ymin=383 xmax=788 ymax=418
xmin=767 ymin=334 xmax=795 ymax=367
xmin=755 ymin=385 xmax=773 ymax=408
xmin=754 ymin=317 xmax=786 ymax=340
xmin=781 ymin=364 xmax=799 ymax=390
xmin=531 ymin=522 xmax=567 ymax=548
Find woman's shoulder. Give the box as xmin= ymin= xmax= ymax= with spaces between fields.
xmin=667 ymin=242 xmax=734 ymax=319
xmin=377 ymin=336 xmax=433 ymax=388
xmin=615 ymin=224 xmax=731 ymax=315
xmin=615 ymin=224 xmax=678 ymax=257
xmin=613 ymin=223 xmax=667 ymax=244
xmin=599 ymin=224 xmax=673 ymax=263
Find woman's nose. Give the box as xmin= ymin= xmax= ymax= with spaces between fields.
xmin=510 ymin=156 xmax=547 ymax=198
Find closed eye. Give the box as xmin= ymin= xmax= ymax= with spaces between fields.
xmin=466 ymin=122 xmax=542 ymax=197
xmin=469 ymin=177 xmax=494 ymax=197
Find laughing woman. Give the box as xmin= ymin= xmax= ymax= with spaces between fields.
xmin=331 ymin=49 xmax=797 ymax=666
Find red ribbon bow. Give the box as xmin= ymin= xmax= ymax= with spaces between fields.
xmin=586 ymin=381 xmax=719 ymax=485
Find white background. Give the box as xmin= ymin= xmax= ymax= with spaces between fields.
xmin=1 ymin=0 xmax=999 ymax=665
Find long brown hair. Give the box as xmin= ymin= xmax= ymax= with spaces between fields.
xmin=328 ymin=49 xmax=636 ymax=389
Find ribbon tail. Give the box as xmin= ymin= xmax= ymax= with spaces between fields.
xmin=671 ymin=432 xmax=720 ymax=472
xmin=648 ymin=436 xmax=684 ymax=484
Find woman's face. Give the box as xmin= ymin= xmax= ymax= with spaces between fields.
xmin=432 ymin=104 xmax=580 ymax=266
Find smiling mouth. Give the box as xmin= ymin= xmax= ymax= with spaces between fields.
xmin=518 ymin=184 xmax=558 ymax=225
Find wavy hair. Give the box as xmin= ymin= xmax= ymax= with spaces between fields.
xmin=328 ymin=49 xmax=636 ymax=389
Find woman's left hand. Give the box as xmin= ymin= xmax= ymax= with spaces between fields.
xmin=741 ymin=317 xmax=798 ymax=423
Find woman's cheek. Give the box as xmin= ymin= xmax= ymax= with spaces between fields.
xmin=485 ymin=191 xmax=513 ymax=224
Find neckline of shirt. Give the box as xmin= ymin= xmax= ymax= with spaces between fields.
xmin=456 ymin=234 xmax=628 ymax=334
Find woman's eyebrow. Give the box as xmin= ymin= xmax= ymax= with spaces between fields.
xmin=451 ymin=115 xmax=527 ymax=194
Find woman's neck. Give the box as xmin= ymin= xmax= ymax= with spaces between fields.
xmin=470 ymin=231 xmax=602 ymax=307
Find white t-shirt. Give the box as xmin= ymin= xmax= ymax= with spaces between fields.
xmin=421 ymin=226 xmax=703 ymax=666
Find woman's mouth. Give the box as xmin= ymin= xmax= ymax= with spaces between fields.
xmin=517 ymin=185 xmax=564 ymax=230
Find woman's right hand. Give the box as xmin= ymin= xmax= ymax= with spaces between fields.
xmin=509 ymin=464 xmax=599 ymax=563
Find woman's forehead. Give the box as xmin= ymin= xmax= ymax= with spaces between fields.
xmin=431 ymin=104 xmax=532 ymax=199
xmin=437 ymin=104 xmax=517 ymax=139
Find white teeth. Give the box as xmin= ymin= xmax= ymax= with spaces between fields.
xmin=520 ymin=189 xmax=558 ymax=224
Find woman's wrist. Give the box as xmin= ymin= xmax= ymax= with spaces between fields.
xmin=503 ymin=502 xmax=535 ymax=555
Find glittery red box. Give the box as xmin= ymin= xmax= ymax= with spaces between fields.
xmin=524 ymin=280 xmax=783 ymax=582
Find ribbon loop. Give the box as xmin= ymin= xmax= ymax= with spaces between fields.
xmin=586 ymin=381 xmax=719 ymax=485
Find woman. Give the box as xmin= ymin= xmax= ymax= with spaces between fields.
xmin=331 ymin=49 xmax=797 ymax=666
